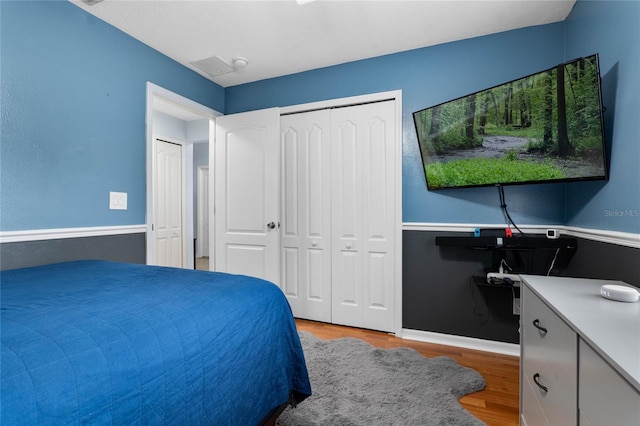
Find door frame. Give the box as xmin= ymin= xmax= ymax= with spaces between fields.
xmin=280 ymin=90 xmax=403 ymax=336
xmin=145 ymin=82 xmax=221 ymax=267
xmin=196 ymin=165 xmax=209 ymax=258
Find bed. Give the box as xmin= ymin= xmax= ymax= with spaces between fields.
xmin=1 ymin=260 xmax=311 ymax=425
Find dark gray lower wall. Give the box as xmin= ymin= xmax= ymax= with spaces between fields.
xmin=0 ymin=233 xmax=146 ymax=270
xmin=403 ymin=230 xmax=639 ymax=344
xmin=403 ymin=230 xmax=520 ymax=344
xmin=3 ymin=230 xmax=637 ymax=344
xmin=560 ymin=238 xmax=640 ymax=286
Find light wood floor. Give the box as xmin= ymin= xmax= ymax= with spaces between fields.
xmin=195 ymin=257 xmax=209 ymax=271
xmin=295 ymin=319 xmax=520 ymax=426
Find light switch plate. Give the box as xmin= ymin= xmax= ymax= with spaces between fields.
xmin=109 ymin=192 xmax=127 ymax=210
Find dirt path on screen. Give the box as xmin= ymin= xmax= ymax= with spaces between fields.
xmin=435 ymin=136 xmax=604 ymax=178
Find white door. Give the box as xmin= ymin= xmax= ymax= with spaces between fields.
xmin=214 ymin=108 xmax=281 ymax=285
xmin=197 ymin=166 xmax=210 ymax=258
xmin=331 ymin=100 xmax=397 ymax=332
xmin=154 ymin=139 xmax=183 ymax=268
xmin=281 ymin=110 xmax=332 ymax=322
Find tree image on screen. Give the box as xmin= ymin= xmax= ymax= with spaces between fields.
xmin=413 ymin=55 xmax=607 ymax=190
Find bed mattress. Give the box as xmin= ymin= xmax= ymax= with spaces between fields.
xmin=1 ymin=260 xmax=311 ymax=425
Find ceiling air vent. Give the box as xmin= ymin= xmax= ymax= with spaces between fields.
xmin=191 ymin=56 xmax=235 ymax=77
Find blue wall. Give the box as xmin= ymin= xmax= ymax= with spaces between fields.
xmin=0 ymin=1 xmax=224 ymax=231
xmin=227 ymin=0 xmax=639 ymax=234
xmin=2 ymin=1 xmax=637 ymax=235
xmin=563 ymin=0 xmax=640 ymax=233
xmin=226 ymin=24 xmax=569 ymax=227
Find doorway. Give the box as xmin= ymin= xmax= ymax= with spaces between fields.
xmin=153 ymin=138 xmax=184 ymax=268
xmin=196 ymin=165 xmax=210 ymax=270
xmin=145 ymin=82 xmax=221 ymax=269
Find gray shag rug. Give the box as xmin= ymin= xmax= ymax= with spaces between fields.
xmin=279 ymin=331 xmax=486 ymax=426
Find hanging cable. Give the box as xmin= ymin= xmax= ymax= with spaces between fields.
xmin=500 ymin=258 xmax=513 ymax=273
xmin=547 ymin=248 xmax=560 ymax=276
xmin=498 ymin=186 xmax=528 ymax=237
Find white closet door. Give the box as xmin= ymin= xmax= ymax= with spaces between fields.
xmin=331 ymin=100 xmax=396 ymax=332
xmin=214 ymin=108 xmax=281 ymax=285
xmin=281 ymin=110 xmax=332 ymax=322
xmin=154 ymin=139 xmax=183 ymax=268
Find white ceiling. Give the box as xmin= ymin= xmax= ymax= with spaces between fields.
xmin=71 ymin=0 xmax=576 ymax=88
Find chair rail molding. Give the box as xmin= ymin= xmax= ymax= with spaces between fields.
xmin=0 ymin=225 xmax=146 ymax=243
xmin=403 ymin=222 xmax=640 ymax=249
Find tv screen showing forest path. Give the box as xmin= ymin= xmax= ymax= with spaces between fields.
xmin=413 ymin=54 xmax=607 ymax=190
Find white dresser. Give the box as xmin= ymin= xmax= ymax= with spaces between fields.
xmin=519 ymin=275 xmax=640 ymax=426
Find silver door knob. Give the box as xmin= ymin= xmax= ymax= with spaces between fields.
xmin=267 ymin=222 xmax=276 ymax=230
xmin=311 ymin=241 xmax=318 ymax=247
xmin=346 ymin=243 xmax=352 ymax=249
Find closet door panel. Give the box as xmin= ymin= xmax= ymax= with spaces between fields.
xmin=282 ymin=247 xmax=299 ymax=298
xmin=331 ymin=115 xmax=363 ymax=327
xmin=307 ymin=126 xmax=325 ymax=237
xmin=282 ymin=129 xmax=299 ymax=238
xmin=361 ymin=102 xmax=396 ymax=331
xmin=281 ymin=128 xmax=301 ymax=301
xmin=370 ymin=252 xmax=389 ymax=300
xmin=365 ymin=117 xmax=389 ymax=239
xmin=336 ymin=121 xmax=360 ymax=241
xmin=337 ymin=251 xmax=359 ymax=306
xmin=304 ymin=123 xmax=329 ymax=310
xmin=307 ymin=249 xmax=325 ymax=300
xmin=331 ymin=101 xmax=396 ymax=332
xmin=281 ymin=111 xmax=332 ymax=322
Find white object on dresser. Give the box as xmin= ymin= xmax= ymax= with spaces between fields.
xmin=519 ymin=275 xmax=640 ymax=426
xmin=600 ymin=284 xmax=640 ymax=302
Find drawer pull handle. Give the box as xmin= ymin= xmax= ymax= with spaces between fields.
xmin=532 ymin=319 xmax=548 ymax=334
xmin=533 ymin=373 xmax=548 ymax=393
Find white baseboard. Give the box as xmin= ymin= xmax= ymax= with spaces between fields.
xmin=400 ymin=328 xmax=520 ymax=357
xmin=0 ymin=225 xmax=146 ymax=243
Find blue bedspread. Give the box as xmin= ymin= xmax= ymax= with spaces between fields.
xmin=1 ymin=260 xmax=311 ymax=425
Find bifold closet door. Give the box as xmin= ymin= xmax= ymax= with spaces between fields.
xmin=280 ymin=110 xmax=332 ymax=322
xmin=331 ymin=100 xmax=396 ymax=333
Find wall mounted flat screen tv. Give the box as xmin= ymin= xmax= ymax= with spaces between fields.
xmin=413 ymin=54 xmax=608 ymax=190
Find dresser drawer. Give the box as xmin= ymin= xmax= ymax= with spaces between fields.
xmin=579 ymin=339 xmax=640 ymax=426
xmin=521 ymin=372 xmax=551 ymax=426
xmin=521 ymin=286 xmax=577 ymax=425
